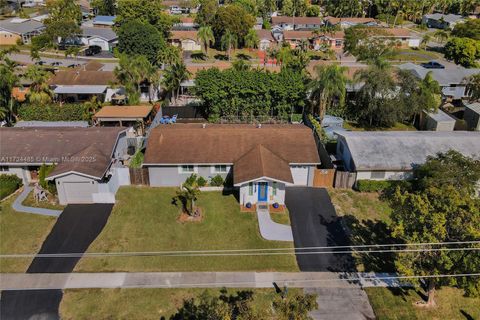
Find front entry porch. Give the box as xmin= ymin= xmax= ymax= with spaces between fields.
xmin=238 ymin=179 xmax=286 ymax=208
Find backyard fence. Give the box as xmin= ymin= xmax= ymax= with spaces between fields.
xmin=129 ymin=168 xmax=150 ymax=186
xmin=313 ymin=168 xmax=335 ymax=188
xmin=334 ymin=171 xmax=357 ymax=189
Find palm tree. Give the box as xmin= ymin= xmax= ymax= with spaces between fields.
xmin=244 ymin=29 xmax=259 ymax=50
xmin=197 ymin=26 xmax=214 ymax=55
xmin=157 ymin=45 xmax=181 ymax=67
xmin=175 ymin=175 xmax=201 ymax=215
xmin=114 ymin=54 xmax=154 ymax=104
xmin=220 ymin=30 xmax=238 ymax=61
xmin=308 ymin=64 xmax=348 ymax=122
xmin=24 ymin=65 xmax=53 ymax=105
xmin=466 ymin=73 xmax=480 ymax=102
xmin=162 ymin=61 xmax=191 ymax=103
xmin=421 ymin=34 xmax=432 ymax=49
xmin=433 ymin=30 xmax=448 ymax=44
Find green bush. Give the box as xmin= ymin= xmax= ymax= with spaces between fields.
xmin=355 ymin=179 xmax=396 ymax=192
xmin=39 ymin=164 xmax=57 ymax=195
xmin=18 ymin=103 xmax=90 ymax=122
xmin=129 ymin=151 xmax=144 ymax=168
xmin=291 ymin=113 xmax=303 ymax=123
xmin=0 ymin=174 xmax=23 ymax=199
xmin=210 ymin=175 xmax=224 ymax=187
xmin=197 ymin=176 xmax=207 ymax=187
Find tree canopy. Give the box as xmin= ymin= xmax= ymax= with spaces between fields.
xmin=194 ymin=68 xmax=307 ymax=122
xmin=388 ymin=150 xmax=480 ymax=306
xmin=452 ymin=19 xmax=480 ymax=41
xmin=211 ymin=4 xmax=255 ymax=46
xmin=344 ymin=26 xmax=398 ymax=62
xmin=444 ymin=37 xmax=480 ymax=68
xmin=91 ymin=0 xmax=116 ymax=16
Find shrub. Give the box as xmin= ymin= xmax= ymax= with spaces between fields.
xmin=197 ymin=176 xmax=207 ymax=187
xmin=39 ymin=164 xmax=57 ymax=195
xmin=129 ymin=151 xmax=144 ymax=168
xmin=291 ymin=113 xmax=303 ymax=123
xmin=355 ymin=179 xmax=396 ymax=192
xmin=0 ymin=174 xmax=23 ymax=199
xmin=18 ymin=103 xmax=90 ymax=122
xmin=210 ymin=174 xmax=224 ymax=187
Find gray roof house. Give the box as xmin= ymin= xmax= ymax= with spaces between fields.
xmin=398 ymin=63 xmax=480 ymax=100
xmin=143 ymin=124 xmax=321 ymax=208
xmin=336 ymin=131 xmax=480 ymax=181
xmin=464 ymin=102 xmax=480 ymax=131
xmin=81 ymin=26 xmax=118 ymax=51
xmin=0 ymin=18 xmax=44 ymax=44
xmin=422 ymin=13 xmax=464 ymax=29
xmin=0 ymin=127 xmax=130 ymax=205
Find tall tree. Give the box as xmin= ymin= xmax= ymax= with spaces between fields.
xmin=0 ymin=47 xmax=19 ymax=125
xmin=114 ymin=54 xmax=154 ymax=104
xmin=451 ymin=18 xmax=480 ymax=41
xmin=308 ymin=64 xmax=348 ymax=121
xmin=220 ymin=30 xmax=238 ymax=61
xmin=197 ymin=26 xmax=215 ymax=54
xmin=444 ymin=37 xmax=480 ymax=68
xmin=195 ymin=0 xmax=219 ymax=26
xmin=244 ymin=28 xmax=259 ymax=50
xmin=389 ymin=150 xmax=480 ymax=306
xmin=211 ymin=4 xmax=255 ymax=46
xmin=24 ymin=65 xmax=53 ymax=105
xmin=162 ymin=61 xmax=191 ymax=102
xmin=466 ymin=73 xmax=480 ymax=102
xmin=91 ymin=0 xmax=116 ymax=15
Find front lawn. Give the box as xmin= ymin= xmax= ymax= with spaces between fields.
xmin=366 ymin=287 xmax=480 ymax=320
xmin=21 ymin=190 xmax=65 ymax=210
xmin=390 ymin=48 xmax=441 ymax=62
xmin=0 ymin=196 xmax=56 ymax=272
xmin=60 ymin=287 xmax=303 ymax=319
xmin=75 ymin=187 xmax=298 ymax=272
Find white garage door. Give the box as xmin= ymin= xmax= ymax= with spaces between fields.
xmin=63 ymin=182 xmax=94 ymax=204
xmin=291 ymin=166 xmax=309 ymax=185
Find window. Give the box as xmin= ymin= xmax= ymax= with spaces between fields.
xmin=371 ymin=171 xmax=386 ymax=179
xmin=213 ymin=165 xmax=227 ymax=173
xmin=248 ymin=182 xmax=253 ymax=196
xmin=180 ymin=165 xmax=195 ymax=173
xmin=335 ymin=40 xmax=342 ymax=47
xmin=272 ymin=182 xmax=277 ymax=196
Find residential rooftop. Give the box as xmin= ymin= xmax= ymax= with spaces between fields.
xmin=397 ymin=63 xmax=480 ymax=86
xmin=94 ymin=105 xmax=153 ymax=119
xmin=424 ymin=13 xmax=464 ymax=23
xmin=0 ymin=18 xmax=44 ymax=34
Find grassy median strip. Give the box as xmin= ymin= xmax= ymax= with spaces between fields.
xmin=75 ymin=186 xmax=298 ymax=272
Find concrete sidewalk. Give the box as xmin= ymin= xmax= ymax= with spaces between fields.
xmin=12 ymin=186 xmax=63 ymax=217
xmin=0 ymin=272 xmax=403 ymax=291
xmin=256 ymin=207 xmax=293 ymax=241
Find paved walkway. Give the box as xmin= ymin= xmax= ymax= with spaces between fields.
xmin=0 ymin=272 xmax=404 ymax=290
xmin=256 ymin=206 xmax=293 ymax=241
xmin=12 ymin=186 xmax=62 ymax=217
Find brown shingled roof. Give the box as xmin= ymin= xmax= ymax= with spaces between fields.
xmin=256 ymin=29 xmax=274 ymax=41
xmin=233 ymin=144 xmax=294 ymax=184
xmin=94 ymin=105 xmax=153 ymax=119
xmin=144 ymin=124 xmax=320 ymax=167
xmin=48 ymin=70 xmax=116 ymax=86
xmin=283 ymin=30 xmax=344 ymax=40
xmin=170 ymin=30 xmax=198 ymax=41
xmin=0 ymin=127 xmax=124 ymax=179
xmin=324 ymin=16 xmax=376 ymax=25
xmin=271 ymin=16 xmax=322 ymax=25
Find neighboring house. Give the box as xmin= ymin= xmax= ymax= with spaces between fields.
xmin=92 ymin=15 xmax=116 ymax=28
xmin=335 ymin=131 xmax=480 ymax=182
xmin=48 ymin=68 xmax=118 ymax=103
xmin=163 ymin=0 xmax=196 ymax=14
xmin=271 ymin=16 xmax=322 ymax=30
xmin=376 ymin=28 xmax=420 ymax=48
xmin=173 ymin=16 xmax=198 ymax=30
xmin=323 ymin=16 xmax=377 ymax=28
xmin=0 ymin=18 xmax=44 ymax=44
xmin=169 ymin=30 xmax=201 ymax=51
xmin=14 ymin=121 xmax=89 ymax=128
xmin=81 ymin=26 xmax=118 ymax=51
xmin=254 ymin=17 xmax=263 ymax=30
xmin=397 ymin=63 xmax=480 ymax=100
xmin=283 ymin=30 xmax=345 ymax=50
xmin=93 ymin=105 xmax=154 ymax=136
xmin=464 ymin=102 xmax=480 ymax=131
xmin=419 ymin=109 xmax=456 ymax=131
xmin=143 ymin=124 xmax=321 ymax=207
xmin=422 ymin=13 xmax=464 ymax=29
xmin=0 ymin=127 xmax=130 ymax=205
xmin=256 ymin=29 xmax=275 ymax=51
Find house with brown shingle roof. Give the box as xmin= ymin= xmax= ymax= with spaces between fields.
xmin=0 ymin=127 xmax=129 ymax=205
xmin=271 ymin=16 xmax=323 ymax=30
xmin=169 ymin=30 xmax=201 ymax=51
xmin=143 ymin=124 xmax=321 ymax=207
xmin=283 ymin=30 xmax=345 ymax=50
xmin=323 ymin=16 xmax=378 ymax=29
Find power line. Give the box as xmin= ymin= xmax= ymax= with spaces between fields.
xmin=1 ymin=245 xmax=479 ymax=259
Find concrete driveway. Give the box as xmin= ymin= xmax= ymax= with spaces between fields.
xmin=0 ymin=204 xmax=113 ymax=320
xmin=285 ymin=187 xmax=355 ymax=272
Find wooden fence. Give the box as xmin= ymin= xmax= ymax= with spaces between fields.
xmin=313 ymin=168 xmax=335 ymax=188
xmin=129 ymin=168 xmax=150 ymax=186
xmin=334 ymin=171 xmax=357 ymax=189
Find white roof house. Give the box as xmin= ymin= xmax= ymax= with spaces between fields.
xmin=422 ymin=13 xmax=465 ymax=29
xmin=0 ymin=18 xmax=44 ymax=43
xmin=336 ymin=131 xmax=480 ymax=180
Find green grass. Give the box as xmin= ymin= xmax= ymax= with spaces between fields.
xmin=344 ymin=121 xmax=417 ymax=132
xmin=366 ymin=287 xmax=480 ymax=320
xmin=21 ymin=190 xmax=65 ymax=210
xmin=390 ymin=48 xmax=441 ymax=62
xmin=0 ymin=195 xmax=56 ymax=272
xmin=270 ymin=210 xmax=291 ymax=225
xmin=60 ymin=287 xmax=302 ymax=319
xmin=75 ymin=187 xmax=298 ymax=272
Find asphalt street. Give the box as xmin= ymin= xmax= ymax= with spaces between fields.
xmin=0 ymin=204 xmax=113 ymax=320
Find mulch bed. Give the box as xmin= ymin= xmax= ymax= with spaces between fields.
xmin=177 ymin=207 xmax=204 ymax=223
xmin=240 ymin=204 xmax=256 ymax=213
xmin=269 ymin=204 xmax=287 ymax=213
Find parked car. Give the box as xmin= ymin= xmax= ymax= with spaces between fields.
xmin=85 ymin=45 xmax=102 ymax=56
xmin=67 ymin=63 xmax=81 ymax=68
xmin=35 ymin=60 xmax=45 ymax=65
xmin=421 ymin=61 xmax=445 ymax=69
xmin=50 ymin=61 xmax=61 ymax=66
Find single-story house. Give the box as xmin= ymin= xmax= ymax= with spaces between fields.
xmin=271 ymin=16 xmax=322 ymax=30
xmin=283 ymin=30 xmax=345 ymax=50
xmin=48 ymin=69 xmax=117 ymax=103
xmin=92 ymin=15 xmax=116 ymax=28
xmin=323 ymin=16 xmax=377 ymax=28
xmin=397 ymin=63 xmax=480 ymax=100
xmin=173 ymin=16 xmax=198 ymax=30
xmin=0 ymin=17 xmax=44 ymax=44
xmin=256 ymin=29 xmax=275 ymax=51
xmin=93 ymin=105 xmax=154 ymax=135
xmin=81 ymin=26 xmax=117 ymax=51
xmin=335 ymin=131 xmax=480 ymax=182
xmin=419 ymin=109 xmax=456 ymax=131
xmin=143 ymin=124 xmax=321 ymax=207
xmin=464 ymin=102 xmax=480 ymax=131
xmin=169 ymin=30 xmax=201 ymax=51
xmin=0 ymin=127 xmax=130 ymax=204
xmin=375 ymin=28 xmax=420 ymax=48
xmin=422 ymin=13 xmax=464 ymax=29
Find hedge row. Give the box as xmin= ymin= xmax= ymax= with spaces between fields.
xmin=355 ymin=179 xmax=397 ymax=192
xmin=18 ymin=104 xmax=90 ymax=121
xmin=0 ymin=174 xmax=23 ymax=200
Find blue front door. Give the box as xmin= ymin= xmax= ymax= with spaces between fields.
xmin=258 ymin=182 xmax=268 ymax=202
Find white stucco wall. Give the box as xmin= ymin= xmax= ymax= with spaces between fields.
xmin=239 ymin=180 xmax=285 ymax=206
xmin=356 ymin=171 xmax=413 ymax=181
